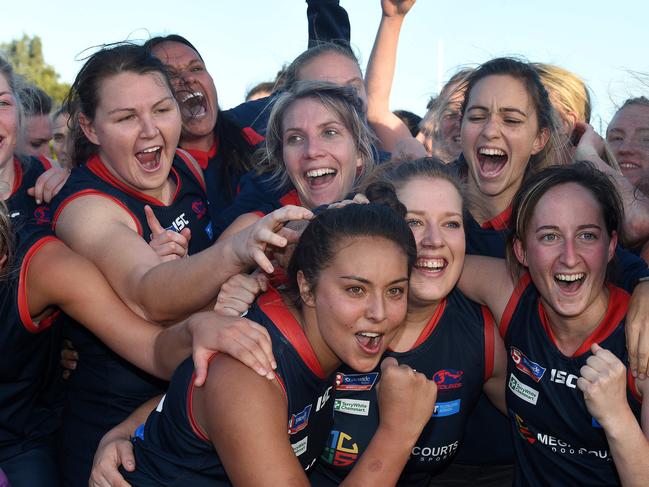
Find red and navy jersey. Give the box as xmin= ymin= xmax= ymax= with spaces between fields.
xmin=49 ymin=151 xmax=214 ymax=486
xmin=313 ymin=289 xmax=495 ymax=487
xmin=501 ymin=274 xmax=641 ymax=486
xmin=464 ymin=207 xmax=510 ymax=259
xmin=125 ymin=286 xmax=335 ymax=486
xmin=6 ymin=155 xmax=52 ymax=228
xmin=214 ymin=169 xmax=302 ymax=237
xmin=0 ymin=224 xmax=62 ymax=460
xmin=51 ymin=151 xmax=214 ymax=252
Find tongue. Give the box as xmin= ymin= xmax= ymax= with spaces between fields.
xmin=480 ymin=155 xmax=507 ymax=175
xmin=308 ymin=173 xmax=335 ymax=187
xmin=556 ymin=279 xmax=582 ymax=293
xmin=136 ymin=150 xmax=157 ymax=165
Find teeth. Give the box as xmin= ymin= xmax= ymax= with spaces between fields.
xmin=619 ymin=162 xmax=639 ymax=169
xmin=555 ymin=273 xmax=584 ymax=282
xmin=416 ymin=258 xmax=446 ymax=269
xmin=357 ymin=332 xmax=380 ymax=338
xmin=306 ymin=168 xmax=336 ymax=178
xmin=141 ymin=146 xmax=161 ymax=153
xmin=479 ymin=147 xmax=506 ymax=156
xmin=181 ymin=91 xmax=204 ymax=103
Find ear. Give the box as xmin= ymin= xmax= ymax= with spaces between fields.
xmin=561 ymin=111 xmax=578 ymax=136
xmin=297 ymin=270 xmax=316 ymax=307
xmin=513 ymin=237 xmax=528 ymax=267
xmin=607 ymin=231 xmax=618 ymax=263
xmin=531 ymin=127 xmax=550 ymax=156
xmin=78 ymin=112 xmax=100 ymax=146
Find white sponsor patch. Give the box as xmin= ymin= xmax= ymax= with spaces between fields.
xmin=334 ymin=398 xmax=370 ymax=416
xmin=509 ymin=373 xmax=539 ymax=405
xmin=291 ymin=436 xmax=308 ymax=457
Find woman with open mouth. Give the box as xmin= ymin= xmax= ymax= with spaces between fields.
xmin=117 ymin=203 xmax=438 ymax=486
xmin=48 ymin=43 xmax=316 ymax=487
xmin=457 ymin=162 xmax=649 ymax=486
xmin=215 ymin=81 xmax=375 ymax=240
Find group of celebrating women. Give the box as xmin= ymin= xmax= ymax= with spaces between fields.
xmin=1 ymin=0 xmax=649 ymax=486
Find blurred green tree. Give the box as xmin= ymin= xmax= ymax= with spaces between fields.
xmin=1 ymin=34 xmax=70 ymax=106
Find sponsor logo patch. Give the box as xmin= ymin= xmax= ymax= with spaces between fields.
xmin=205 ymin=221 xmax=214 ymax=240
xmin=292 ymin=436 xmax=308 ymax=457
xmin=288 ymin=404 xmax=312 ymax=435
xmin=321 ymin=430 xmax=359 ymax=467
xmin=510 ymin=347 xmax=546 ymax=382
xmin=509 ymin=373 xmax=539 ymax=405
xmin=433 ymin=369 xmax=464 ymax=390
xmin=335 ymin=372 xmax=378 ymax=391
xmin=432 ymin=399 xmax=461 ymax=417
xmin=334 ymin=398 xmax=370 ymax=416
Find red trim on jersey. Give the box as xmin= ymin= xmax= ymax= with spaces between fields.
xmin=499 ymin=273 xmax=532 ymax=337
xmin=258 ymin=286 xmax=326 ymax=379
xmin=86 ymin=155 xmax=182 ymax=206
xmin=37 ymin=154 xmax=53 ymax=170
xmin=187 ymin=352 xmax=219 ymax=442
xmin=628 ymin=369 xmax=642 ymax=404
xmin=241 ymin=127 xmax=265 ymax=146
xmin=18 ymin=236 xmax=61 ymax=333
xmin=252 ymin=210 xmax=265 ymax=218
xmin=183 ymin=140 xmax=218 ymax=171
xmin=480 ymin=205 xmax=512 ymax=231
xmin=538 ymin=284 xmax=629 ymax=357
xmin=52 ymin=189 xmax=143 ymax=236
xmin=274 ymin=373 xmax=289 ymax=403
xmin=407 ymin=299 xmax=447 ymax=350
xmin=482 ymin=306 xmax=496 ymax=381
xmin=11 ymin=157 xmax=23 ymax=197
xmin=175 ymin=149 xmax=206 ymax=193
xmin=279 ymin=190 xmax=301 ymax=207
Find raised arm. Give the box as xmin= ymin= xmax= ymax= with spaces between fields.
xmin=307 ymin=0 xmax=351 ymax=47
xmin=365 ymin=0 xmax=426 ymax=156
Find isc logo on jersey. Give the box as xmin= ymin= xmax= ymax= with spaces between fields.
xmin=510 ymin=347 xmax=546 ymax=382
xmin=433 ymin=369 xmax=464 ymax=390
xmin=288 ymin=404 xmax=312 ymax=435
xmin=165 ymin=213 xmax=190 ymax=232
xmin=320 ymin=430 xmax=359 ymax=467
xmin=549 ymin=369 xmax=578 ymax=389
xmin=335 ymin=372 xmax=378 ymax=391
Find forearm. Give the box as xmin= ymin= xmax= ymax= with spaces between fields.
xmin=602 ymin=408 xmax=649 ymax=486
xmin=307 ymin=0 xmax=351 ymax=47
xmin=137 ymin=238 xmax=247 ymax=323
xmin=341 ymin=424 xmax=416 ymax=486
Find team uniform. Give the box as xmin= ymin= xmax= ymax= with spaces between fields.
xmin=0 ymin=225 xmax=63 ymax=486
xmin=7 ymin=155 xmax=53 ymax=228
xmin=311 ymin=289 xmax=495 ymax=487
xmin=123 ymin=286 xmax=335 ymax=486
xmin=49 ymin=150 xmax=214 ymax=487
xmin=501 ymin=273 xmax=641 ymax=486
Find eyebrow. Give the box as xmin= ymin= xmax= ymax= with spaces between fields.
xmin=535 ymin=224 xmax=602 ymax=232
xmin=407 ymin=209 xmax=462 ymax=218
xmin=467 ymin=105 xmax=528 ymax=117
xmin=340 ymin=275 xmax=409 ymax=285
xmin=284 ymin=119 xmax=344 ymax=133
xmin=107 ymin=96 xmax=175 ymax=115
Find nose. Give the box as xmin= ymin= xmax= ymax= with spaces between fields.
xmin=616 ymin=138 xmax=636 ymax=155
xmin=304 ymin=137 xmax=325 ymax=159
xmin=560 ymin=238 xmax=579 ymax=268
xmin=481 ymin=115 xmax=500 ymax=140
xmin=365 ymin=292 xmax=387 ymax=323
xmin=140 ymin=114 xmax=159 ymax=139
xmin=421 ymin=223 xmax=444 ymax=248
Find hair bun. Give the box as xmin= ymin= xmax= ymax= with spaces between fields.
xmin=365 ymin=181 xmax=407 ymax=219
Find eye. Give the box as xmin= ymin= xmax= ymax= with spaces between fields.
xmin=387 ymin=287 xmax=405 ymax=298
xmin=540 ymin=233 xmax=559 ymax=242
xmin=406 ymin=218 xmax=423 ymax=228
xmin=606 ymin=134 xmax=622 ymax=142
xmin=117 ymin=114 xmax=136 ymax=123
xmin=578 ymin=231 xmax=598 ymax=241
xmin=285 ymin=134 xmax=303 ymax=145
xmin=347 ymin=286 xmax=365 ymax=296
xmin=444 ymin=220 xmax=462 ymax=229
xmin=191 ymin=65 xmax=205 ymax=73
xmin=504 ymin=117 xmax=523 ymax=125
xmin=0 ymin=99 xmax=11 ymax=108
xmin=467 ymin=115 xmax=486 ymax=123
xmin=323 ymin=128 xmax=339 ymax=137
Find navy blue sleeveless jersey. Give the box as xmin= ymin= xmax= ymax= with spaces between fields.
xmin=124 ymin=287 xmax=335 ymax=486
xmin=6 ymin=155 xmax=52 ymax=228
xmin=312 ymin=289 xmax=495 ymax=487
xmin=0 ymin=225 xmax=62 ymax=462
xmin=49 ymin=151 xmax=214 ymax=487
xmin=501 ymin=274 xmax=641 ymax=486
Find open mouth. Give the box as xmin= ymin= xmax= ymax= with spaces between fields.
xmin=619 ymin=161 xmax=641 ymax=170
xmin=355 ymin=332 xmax=383 ymax=354
xmin=178 ymin=90 xmax=207 ymax=120
xmin=415 ymin=257 xmax=447 ymax=274
xmin=477 ymin=147 xmax=508 ymax=178
xmin=554 ymin=272 xmax=585 ymax=293
xmin=135 ymin=146 xmax=162 ymax=172
xmin=305 ymin=168 xmax=337 ymax=188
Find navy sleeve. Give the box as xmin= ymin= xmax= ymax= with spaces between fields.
xmin=307 ymin=0 xmax=351 ymax=48
xmin=610 ymin=244 xmax=649 ymax=293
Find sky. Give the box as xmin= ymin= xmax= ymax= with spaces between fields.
xmin=3 ymin=0 xmax=647 ymax=132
